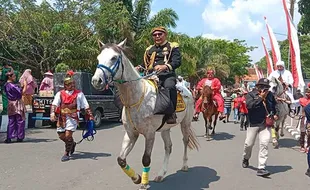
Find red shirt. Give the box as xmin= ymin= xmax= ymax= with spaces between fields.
xmin=239 ymin=96 xmax=248 ymax=114
xmin=233 ymin=97 xmax=243 ymax=109
xmin=299 ymin=97 xmax=310 ymax=107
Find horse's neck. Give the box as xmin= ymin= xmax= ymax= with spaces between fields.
xmin=115 ymin=55 xmax=145 ymax=107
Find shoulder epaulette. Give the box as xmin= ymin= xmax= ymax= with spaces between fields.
xmin=169 ymin=42 xmax=179 ymax=48
xmin=146 ymin=45 xmax=153 ymax=51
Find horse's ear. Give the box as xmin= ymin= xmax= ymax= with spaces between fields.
xmin=118 ymin=39 xmax=127 ymax=48
xmin=98 ymin=40 xmax=105 ymax=49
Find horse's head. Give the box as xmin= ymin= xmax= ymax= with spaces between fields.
xmin=202 ymin=85 xmax=213 ymax=101
xmin=91 ymin=39 xmax=128 ymax=91
xmin=269 ymin=76 xmax=284 ymax=95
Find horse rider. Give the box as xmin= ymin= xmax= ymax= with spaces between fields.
xmin=50 ymin=70 xmax=94 ymax=162
xmin=135 ymin=26 xmax=181 ymax=124
xmin=267 ymin=60 xmax=294 ymax=109
xmin=193 ymin=68 xmax=225 ymax=121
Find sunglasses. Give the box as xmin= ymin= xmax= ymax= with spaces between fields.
xmin=152 ymin=33 xmax=163 ymax=37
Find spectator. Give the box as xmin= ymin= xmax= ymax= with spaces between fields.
xmin=239 ymin=92 xmax=249 ymax=131
xmin=39 ymin=71 xmax=54 ymax=91
xmin=3 ymin=71 xmax=27 ymax=143
xmin=1 ymin=62 xmax=13 ymax=115
xmin=223 ymin=91 xmax=233 ymax=123
xmin=233 ymin=93 xmax=243 ymax=124
xmin=19 ymin=69 xmax=37 ymax=106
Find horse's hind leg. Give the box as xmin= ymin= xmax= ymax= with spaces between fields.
xmin=180 ymin=120 xmax=191 ymax=171
xmin=117 ymin=130 xmax=141 ymax=184
xmin=154 ymin=130 xmax=172 ymax=183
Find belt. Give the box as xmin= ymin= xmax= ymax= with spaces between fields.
xmin=61 ymin=108 xmax=77 ymax=114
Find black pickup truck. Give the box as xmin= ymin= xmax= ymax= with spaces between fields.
xmin=32 ymin=72 xmax=122 ymax=127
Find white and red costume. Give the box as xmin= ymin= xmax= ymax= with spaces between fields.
xmin=195 ymin=74 xmax=224 ymax=114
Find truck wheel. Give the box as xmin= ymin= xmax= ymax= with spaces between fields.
xmin=94 ymin=110 xmax=102 ymax=127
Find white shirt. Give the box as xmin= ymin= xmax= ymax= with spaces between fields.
xmin=52 ymin=90 xmax=90 ymax=127
xmin=268 ymin=69 xmax=294 ymax=86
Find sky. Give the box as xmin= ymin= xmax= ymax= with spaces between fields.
xmin=36 ymin=0 xmax=301 ymax=64
xmin=150 ymin=0 xmax=301 ymax=63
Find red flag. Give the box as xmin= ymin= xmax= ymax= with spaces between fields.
xmin=282 ymin=0 xmax=305 ymax=89
xmin=261 ymin=36 xmax=274 ymax=76
xmin=264 ymin=17 xmax=281 ymax=69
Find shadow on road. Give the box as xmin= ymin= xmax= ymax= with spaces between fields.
xmin=23 ymin=138 xmax=58 ymax=143
xmin=149 ymin=166 xmax=220 ymax=190
xmin=71 ymin=151 xmax=112 ymax=160
xmin=212 ymin=132 xmax=235 ymax=141
xmin=278 ymin=138 xmax=298 ymax=148
xmin=248 ymin=165 xmax=293 ymax=175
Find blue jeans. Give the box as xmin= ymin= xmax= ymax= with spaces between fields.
xmin=224 ymin=107 xmax=231 ymax=115
xmin=234 ymin=108 xmax=239 ymax=121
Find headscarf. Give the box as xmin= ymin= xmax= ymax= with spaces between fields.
xmin=19 ymin=69 xmax=34 ymax=85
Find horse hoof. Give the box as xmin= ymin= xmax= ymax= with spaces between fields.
xmin=181 ymin=165 xmax=189 ymax=172
xmin=280 ymin=133 xmax=284 ymax=137
xmin=154 ymin=176 xmax=164 ymax=182
xmin=133 ymin=174 xmax=141 ymax=184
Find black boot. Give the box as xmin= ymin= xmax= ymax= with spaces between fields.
xmin=306 ymin=168 xmax=310 ymax=177
xmin=166 ymin=112 xmax=177 ymax=124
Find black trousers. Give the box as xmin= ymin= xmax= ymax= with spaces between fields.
xmin=159 ymin=75 xmax=177 ymax=112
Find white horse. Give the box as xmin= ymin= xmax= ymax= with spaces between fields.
xmin=269 ymin=76 xmax=290 ymax=148
xmin=91 ymin=39 xmax=199 ymax=190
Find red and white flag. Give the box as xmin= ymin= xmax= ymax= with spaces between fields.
xmin=282 ymin=0 xmax=305 ymax=89
xmin=261 ymin=36 xmax=274 ymax=76
xmin=254 ymin=64 xmax=263 ymax=79
xmin=264 ymin=17 xmax=281 ymax=69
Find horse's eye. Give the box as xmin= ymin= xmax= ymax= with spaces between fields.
xmin=111 ymin=56 xmax=118 ymax=61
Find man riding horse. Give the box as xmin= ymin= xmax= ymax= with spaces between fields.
xmin=136 ymin=26 xmax=181 ymax=124
xmin=268 ymin=60 xmax=294 ymax=110
xmin=193 ymin=68 xmax=225 ymax=121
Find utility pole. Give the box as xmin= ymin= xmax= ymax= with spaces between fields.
xmin=289 ymin=0 xmax=296 ymax=20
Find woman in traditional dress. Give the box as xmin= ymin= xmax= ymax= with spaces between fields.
xmin=3 ymin=71 xmax=27 ymax=143
xmin=39 ymin=71 xmax=54 ymax=91
xmin=19 ymin=69 xmax=37 ymax=106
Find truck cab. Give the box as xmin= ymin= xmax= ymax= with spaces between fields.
xmin=32 ymin=72 xmax=122 ymax=127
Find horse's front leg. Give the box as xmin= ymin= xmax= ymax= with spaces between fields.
xmin=212 ymin=114 xmax=218 ymax=135
xmin=154 ymin=130 xmax=172 ymax=183
xmin=206 ymin=117 xmax=212 ymax=141
xmin=117 ymin=131 xmax=141 ymax=184
xmin=139 ymin=133 xmax=156 ymax=190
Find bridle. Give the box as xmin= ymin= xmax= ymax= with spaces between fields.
xmin=96 ymin=54 xmax=125 ymax=84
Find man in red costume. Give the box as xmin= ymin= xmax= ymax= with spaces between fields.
xmin=193 ymin=69 xmax=225 ymax=120
xmin=50 ymin=70 xmax=94 ymax=162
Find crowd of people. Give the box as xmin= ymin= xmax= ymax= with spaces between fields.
xmin=0 ymin=63 xmax=54 ymax=143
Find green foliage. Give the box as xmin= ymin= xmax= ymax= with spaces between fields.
xmin=0 ymin=0 xmax=254 ymax=85
xmin=298 ymin=0 xmax=310 ymax=34
xmin=55 ymin=63 xmax=70 ymax=73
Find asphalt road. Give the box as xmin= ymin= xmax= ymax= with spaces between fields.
xmin=0 ymin=117 xmax=309 ymax=190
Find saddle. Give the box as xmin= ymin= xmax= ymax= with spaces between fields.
xmin=146 ymin=79 xmax=186 ymax=114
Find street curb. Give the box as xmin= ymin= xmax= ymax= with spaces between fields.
xmin=284 ymin=122 xmax=300 ymax=140
xmin=0 ymin=112 xmax=41 ymax=132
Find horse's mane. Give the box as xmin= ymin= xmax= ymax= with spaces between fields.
xmin=100 ymin=43 xmax=134 ymax=59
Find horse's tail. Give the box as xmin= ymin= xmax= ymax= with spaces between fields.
xmin=188 ymin=127 xmax=199 ymax=151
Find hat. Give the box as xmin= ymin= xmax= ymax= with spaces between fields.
xmin=276 ymin=60 xmax=285 ymax=67
xmin=255 ymin=78 xmax=270 ymax=88
xmin=178 ymin=76 xmax=183 ymax=79
xmin=151 ymin=26 xmax=167 ymax=34
xmin=44 ymin=71 xmax=53 ymax=76
xmin=307 ymin=83 xmax=310 ymax=88
xmin=64 ymin=70 xmax=74 ymax=84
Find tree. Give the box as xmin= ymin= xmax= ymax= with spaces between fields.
xmin=298 ymin=0 xmax=310 ymax=34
